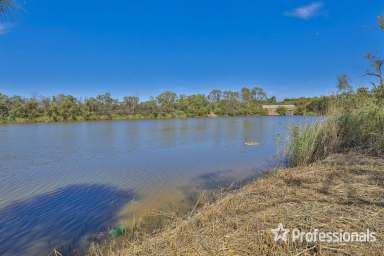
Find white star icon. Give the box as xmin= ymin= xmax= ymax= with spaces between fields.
xmin=271 ymin=223 xmax=289 ymax=242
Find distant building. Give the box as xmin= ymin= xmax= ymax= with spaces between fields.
xmin=262 ymin=105 xmax=296 ymax=116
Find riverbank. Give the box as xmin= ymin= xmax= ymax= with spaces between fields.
xmin=0 ymin=113 xmax=314 ymax=126
xmin=0 ymin=114 xmax=188 ymax=125
xmin=88 ymin=152 xmax=384 ymax=255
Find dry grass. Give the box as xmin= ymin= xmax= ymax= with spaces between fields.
xmin=88 ymin=152 xmax=384 ymax=256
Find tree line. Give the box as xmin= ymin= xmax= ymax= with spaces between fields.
xmin=0 ymin=87 xmax=330 ymax=123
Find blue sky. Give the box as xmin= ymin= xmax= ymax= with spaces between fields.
xmin=1 ymin=0 xmax=383 ymax=100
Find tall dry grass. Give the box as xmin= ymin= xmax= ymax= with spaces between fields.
xmin=287 ymin=91 xmax=384 ymax=166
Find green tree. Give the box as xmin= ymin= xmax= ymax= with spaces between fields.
xmin=0 ymin=0 xmax=14 ymax=15
xmin=378 ymin=16 xmax=384 ymax=31
xmin=0 ymin=93 xmax=9 ymax=119
xmin=85 ymin=97 xmax=98 ymax=114
xmin=47 ymin=99 xmax=60 ymax=121
xmin=220 ymin=91 xmax=241 ymax=116
xmin=8 ymin=96 xmax=25 ymax=119
xmin=252 ymin=87 xmax=267 ymax=101
xmin=96 ymin=93 xmax=116 ymax=117
xmin=176 ymin=94 xmax=209 ymax=116
xmin=207 ymin=89 xmax=222 ymax=114
xmin=208 ymin=89 xmax=222 ymax=103
xmin=138 ymin=98 xmax=158 ymax=116
xmin=241 ymin=87 xmax=252 ymax=102
xmin=269 ymin=96 xmax=277 ymax=104
xmin=24 ymin=98 xmax=40 ymax=120
xmin=39 ymin=97 xmax=51 ymax=115
xmin=122 ymin=96 xmax=139 ymax=114
xmin=0 ymin=87 xmax=282 ymax=123
xmin=156 ymin=91 xmax=177 ymax=113
xmin=57 ymin=95 xmax=81 ymax=121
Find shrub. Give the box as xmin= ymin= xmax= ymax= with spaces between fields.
xmin=276 ymin=106 xmax=287 ymax=116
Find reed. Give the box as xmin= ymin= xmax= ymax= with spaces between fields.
xmin=287 ymin=91 xmax=384 ymax=166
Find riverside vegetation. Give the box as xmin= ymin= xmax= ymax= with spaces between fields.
xmin=0 ymin=87 xmax=328 ymax=124
xmin=86 ymin=21 xmax=384 ymax=256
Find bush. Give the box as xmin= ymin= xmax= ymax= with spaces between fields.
xmin=276 ymin=106 xmax=287 ymax=115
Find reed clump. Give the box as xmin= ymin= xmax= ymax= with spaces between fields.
xmin=287 ymin=87 xmax=384 ymax=166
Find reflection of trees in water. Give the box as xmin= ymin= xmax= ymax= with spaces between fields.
xmin=211 ymin=118 xmax=224 ymax=146
xmin=242 ymin=117 xmax=266 ymax=144
xmin=123 ymin=122 xmax=141 ymax=151
xmin=158 ymin=120 xmax=178 ymax=148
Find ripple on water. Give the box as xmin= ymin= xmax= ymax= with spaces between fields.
xmin=0 ymin=184 xmax=134 ymax=256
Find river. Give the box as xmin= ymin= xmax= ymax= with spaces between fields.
xmin=0 ymin=116 xmax=314 ymax=255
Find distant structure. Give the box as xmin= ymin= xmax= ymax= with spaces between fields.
xmin=262 ymin=105 xmax=296 ymax=116
xmin=207 ymin=112 xmax=218 ymax=118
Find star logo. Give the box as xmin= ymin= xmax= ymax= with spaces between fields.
xmin=271 ymin=223 xmax=290 ymax=242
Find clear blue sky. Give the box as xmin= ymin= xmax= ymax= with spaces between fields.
xmin=1 ymin=0 xmax=383 ymax=100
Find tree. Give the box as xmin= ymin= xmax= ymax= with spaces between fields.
xmin=220 ymin=91 xmax=241 ymax=116
xmin=0 ymin=87 xmax=283 ymax=122
xmin=366 ymin=53 xmax=383 ymax=88
xmin=241 ymin=87 xmax=252 ymax=102
xmin=176 ymin=94 xmax=209 ymax=116
xmin=378 ymin=16 xmax=384 ymax=31
xmin=24 ymin=98 xmax=40 ymax=119
xmin=138 ymin=98 xmax=158 ymax=116
xmin=57 ymin=95 xmax=81 ymax=121
xmin=337 ymin=74 xmax=352 ymax=94
xmin=222 ymin=91 xmax=239 ymax=101
xmin=39 ymin=97 xmax=51 ymax=115
xmin=8 ymin=96 xmax=24 ymax=119
xmin=252 ymin=87 xmax=267 ymax=101
xmin=96 ymin=93 xmax=116 ymax=117
xmin=0 ymin=0 xmax=14 ymax=15
xmin=269 ymin=96 xmax=277 ymax=104
xmin=85 ymin=97 xmax=98 ymax=114
xmin=47 ymin=98 xmax=60 ymax=121
xmin=0 ymin=93 xmax=9 ymax=119
xmin=208 ymin=89 xmax=222 ymax=103
xmin=156 ymin=91 xmax=177 ymax=113
xmin=365 ymin=46 xmax=384 ymax=99
xmin=122 ymin=96 xmax=139 ymax=114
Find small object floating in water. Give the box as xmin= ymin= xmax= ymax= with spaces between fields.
xmin=109 ymin=224 xmax=127 ymax=238
xmin=244 ymin=141 xmax=259 ymax=146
